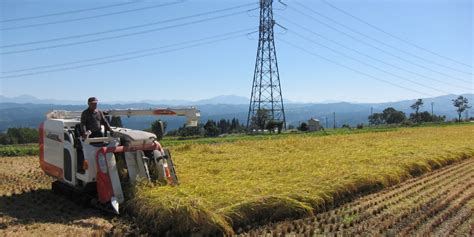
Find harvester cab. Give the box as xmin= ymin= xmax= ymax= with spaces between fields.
xmin=39 ymin=108 xmax=200 ymax=214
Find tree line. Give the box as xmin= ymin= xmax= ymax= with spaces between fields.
xmin=0 ymin=128 xmax=39 ymax=145
xmin=164 ymin=118 xmax=247 ymax=138
xmin=369 ymin=96 xmax=470 ymax=125
xmin=0 ymin=96 xmax=471 ymax=144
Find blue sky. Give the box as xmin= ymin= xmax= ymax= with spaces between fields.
xmin=0 ymin=0 xmax=472 ymax=103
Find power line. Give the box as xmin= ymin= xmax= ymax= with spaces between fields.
xmin=0 ymin=0 xmax=144 ymax=23
xmin=278 ymin=15 xmax=472 ymax=91
xmin=0 ymin=1 xmax=186 ymax=31
xmin=287 ymin=5 xmax=472 ymax=84
xmin=2 ymin=28 xmax=255 ymax=74
xmin=0 ymin=10 xmax=250 ymax=55
xmin=320 ymin=0 xmax=473 ymax=69
xmin=291 ymin=1 xmax=473 ymax=76
xmin=278 ymin=38 xmax=433 ymax=97
xmin=0 ymin=30 xmax=253 ymax=79
xmin=1 ymin=3 xmax=257 ymax=48
xmin=288 ymin=29 xmax=453 ymax=95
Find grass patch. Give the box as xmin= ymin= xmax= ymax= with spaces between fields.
xmin=130 ymin=125 xmax=474 ymax=234
xmin=0 ymin=144 xmax=38 ymax=157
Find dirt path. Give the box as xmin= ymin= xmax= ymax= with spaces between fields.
xmin=241 ymin=158 xmax=474 ymax=236
xmin=0 ymin=156 xmax=138 ymax=236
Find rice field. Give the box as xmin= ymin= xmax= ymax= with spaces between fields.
xmin=129 ymin=124 xmax=474 ymax=235
xmin=241 ymin=158 xmax=474 ymax=236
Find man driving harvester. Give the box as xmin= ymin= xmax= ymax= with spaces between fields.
xmin=81 ymin=97 xmax=113 ymax=139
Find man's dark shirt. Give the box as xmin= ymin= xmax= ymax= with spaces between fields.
xmin=80 ymin=108 xmax=111 ymax=134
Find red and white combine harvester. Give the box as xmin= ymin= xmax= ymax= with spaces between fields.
xmin=39 ymin=108 xmax=200 ymax=214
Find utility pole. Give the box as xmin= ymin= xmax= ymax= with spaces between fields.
xmin=247 ymin=0 xmax=286 ymax=131
xmin=370 ymin=107 xmax=373 ymax=115
xmin=325 ymin=117 xmax=328 ymax=129
xmin=333 ymin=112 xmax=336 ymax=129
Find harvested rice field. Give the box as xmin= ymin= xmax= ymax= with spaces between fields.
xmin=0 ymin=156 xmax=138 ymax=236
xmin=241 ymin=157 xmax=474 ymax=236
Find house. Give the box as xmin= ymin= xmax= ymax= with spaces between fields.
xmin=308 ymin=118 xmax=321 ymax=131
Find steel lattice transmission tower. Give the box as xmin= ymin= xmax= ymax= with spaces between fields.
xmin=247 ymin=0 xmax=286 ymax=131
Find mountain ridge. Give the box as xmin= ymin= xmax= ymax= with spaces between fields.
xmin=0 ymin=94 xmax=472 ymax=132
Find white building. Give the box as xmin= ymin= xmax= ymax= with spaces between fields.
xmin=308 ymin=118 xmax=321 ymax=131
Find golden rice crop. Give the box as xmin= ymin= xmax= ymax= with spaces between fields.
xmin=129 ymin=124 xmax=474 ymax=235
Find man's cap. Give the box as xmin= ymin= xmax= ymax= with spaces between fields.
xmin=88 ymin=97 xmax=98 ymax=103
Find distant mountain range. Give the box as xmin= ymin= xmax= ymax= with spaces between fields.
xmin=0 ymin=94 xmax=296 ymax=105
xmin=0 ymin=94 xmax=472 ymax=132
xmin=0 ymin=94 xmax=252 ymax=106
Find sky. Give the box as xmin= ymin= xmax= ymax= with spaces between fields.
xmin=0 ymin=0 xmax=472 ymax=103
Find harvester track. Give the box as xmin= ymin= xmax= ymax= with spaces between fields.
xmin=242 ymin=158 xmax=474 ymax=236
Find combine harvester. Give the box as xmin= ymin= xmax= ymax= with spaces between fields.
xmin=38 ymin=108 xmax=200 ymax=214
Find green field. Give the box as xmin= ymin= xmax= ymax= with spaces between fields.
xmin=0 ymin=144 xmax=38 ymax=157
xmin=129 ymin=124 xmax=474 ymax=235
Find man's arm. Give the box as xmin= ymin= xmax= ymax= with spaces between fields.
xmin=80 ymin=111 xmax=90 ymax=139
xmin=80 ymin=111 xmax=87 ymax=134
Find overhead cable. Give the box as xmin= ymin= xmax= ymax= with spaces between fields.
xmin=1 ymin=0 xmax=144 ymax=23
xmin=320 ymin=0 xmax=473 ymax=68
xmin=0 ymin=10 xmax=250 ymax=55
xmin=0 ymin=29 xmax=253 ymax=79
xmin=278 ymin=38 xmax=433 ymax=97
xmin=2 ymin=28 xmax=255 ymax=74
xmin=1 ymin=0 xmax=187 ymax=31
xmin=289 ymin=29 xmax=455 ymax=95
xmin=291 ymin=0 xmax=472 ymax=76
xmin=287 ymin=5 xmax=472 ymax=84
xmin=278 ymin=15 xmax=471 ymax=91
xmin=1 ymin=3 xmax=257 ymax=48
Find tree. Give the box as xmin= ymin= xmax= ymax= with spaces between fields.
xmin=251 ymin=109 xmax=270 ymax=130
xmin=0 ymin=128 xmax=38 ymax=145
xmin=298 ymin=122 xmax=309 ymax=131
xmin=151 ymin=120 xmax=167 ymax=140
xmin=217 ymin=119 xmax=230 ymax=134
xmin=418 ymin=111 xmax=432 ymax=123
xmin=410 ymin=99 xmax=424 ymax=123
xmin=368 ymin=113 xmax=384 ymax=125
xmin=266 ymin=120 xmax=284 ymax=134
xmin=230 ymin=118 xmax=244 ymax=133
xmin=204 ymin=120 xmax=220 ymax=137
xmin=452 ymin=96 xmax=471 ymax=122
xmin=382 ymin=107 xmax=406 ymax=124
xmin=178 ymin=124 xmax=203 ymax=137
xmin=110 ymin=116 xmax=123 ymax=127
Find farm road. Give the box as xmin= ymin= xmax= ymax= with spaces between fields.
xmin=241 ymin=157 xmax=474 ymax=236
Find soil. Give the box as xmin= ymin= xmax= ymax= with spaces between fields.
xmin=0 ymin=156 xmax=138 ymax=236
